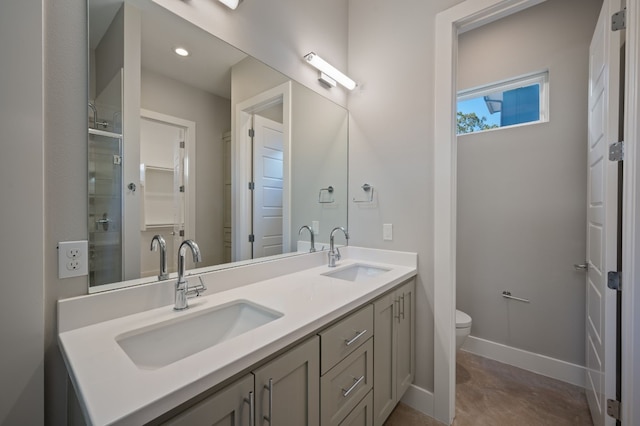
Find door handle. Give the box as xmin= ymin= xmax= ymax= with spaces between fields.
xmin=573 ymin=263 xmax=589 ymax=271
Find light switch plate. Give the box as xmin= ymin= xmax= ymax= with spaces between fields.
xmin=58 ymin=240 xmax=88 ymax=279
xmin=383 ymin=223 xmax=393 ymax=241
xmin=312 ymin=221 xmax=320 ymax=235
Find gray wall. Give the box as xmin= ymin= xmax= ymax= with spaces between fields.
xmin=141 ymin=68 xmax=231 ymax=270
xmin=347 ymin=0 xmax=467 ymax=393
xmin=456 ymin=0 xmax=601 ymax=365
xmin=0 ymin=1 xmax=44 ymax=424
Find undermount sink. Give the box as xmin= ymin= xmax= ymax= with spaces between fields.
xmin=322 ymin=263 xmax=390 ymax=282
xmin=116 ymin=300 xmax=283 ymax=370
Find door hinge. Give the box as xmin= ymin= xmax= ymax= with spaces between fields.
xmin=607 ymin=398 xmax=621 ymax=421
xmin=179 ymin=230 xmax=185 ymax=237
xmin=248 ymin=234 xmax=255 ymax=243
xmin=179 ymin=141 xmax=185 ymax=149
xmin=608 ymin=271 xmax=622 ymax=291
xmin=248 ymin=182 xmax=255 ymax=190
xmin=248 ymin=128 xmax=255 ymax=138
xmin=609 ymin=141 xmax=624 ymax=162
xmin=179 ymin=185 xmax=185 ymax=193
xmin=612 ymin=9 xmax=626 ymax=31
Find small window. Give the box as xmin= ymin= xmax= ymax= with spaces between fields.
xmin=456 ymin=71 xmax=549 ymax=135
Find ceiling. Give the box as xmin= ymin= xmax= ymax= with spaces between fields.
xmin=89 ymin=0 xmax=247 ymax=99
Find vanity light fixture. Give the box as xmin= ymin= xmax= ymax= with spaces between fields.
xmin=303 ymin=52 xmax=356 ymax=90
xmin=218 ymin=0 xmax=242 ymax=10
xmin=174 ymin=47 xmax=189 ymax=57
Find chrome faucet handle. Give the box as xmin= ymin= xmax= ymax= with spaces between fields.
xmin=185 ymin=276 xmax=207 ymax=298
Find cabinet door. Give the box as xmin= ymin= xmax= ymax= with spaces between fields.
xmin=253 ymin=336 xmax=320 ymax=426
xmin=163 ymin=374 xmax=253 ymax=426
xmin=396 ymin=279 xmax=415 ymax=399
xmin=373 ymin=292 xmax=397 ymax=426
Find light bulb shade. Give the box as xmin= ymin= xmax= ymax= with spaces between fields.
xmin=304 ymin=52 xmax=356 ymax=90
xmin=218 ymin=0 xmax=240 ymax=9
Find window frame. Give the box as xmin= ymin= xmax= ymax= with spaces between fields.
xmin=457 ymin=70 xmax=550 ymax=134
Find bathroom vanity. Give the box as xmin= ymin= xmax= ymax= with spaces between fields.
xmin=58 ymin=247 xmax=416 ymax=425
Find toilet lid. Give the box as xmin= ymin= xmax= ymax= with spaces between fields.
xmin=456 ymin=310 xmax=472 ymax=328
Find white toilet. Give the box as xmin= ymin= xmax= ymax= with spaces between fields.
xmin=456 ymin=309 xmax=472 ymax=350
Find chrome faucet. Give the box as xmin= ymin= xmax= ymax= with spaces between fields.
xmin=150 ymin=235 xmax=169 ymax=281
xmin=328 ymin=227 xmax=349 ymax=267
xmin=88 ymin=102 xmax=108 ymax=129
xmin=174 ymin=240 xmax=204 ymax=311
xmin=298 ymin=225 xmax=316 ymax=252
xmin=88 ymin=102 xmax=98 ymax=129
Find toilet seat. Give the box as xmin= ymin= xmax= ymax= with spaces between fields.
xmin=456 ymin=310 xmax=472 ymax=329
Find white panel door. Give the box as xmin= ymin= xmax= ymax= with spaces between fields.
xmin=586 ymin=1 xmax=620 ymax=424
xmin=252 ymin=115 xmax=284 ymax=258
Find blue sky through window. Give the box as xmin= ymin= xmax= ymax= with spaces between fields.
xmin=457 ymin=97 xmax=501 ymax=128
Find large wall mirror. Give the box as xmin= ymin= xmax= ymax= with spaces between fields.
xmin=88 ymin=0 xmax=348 ymax=292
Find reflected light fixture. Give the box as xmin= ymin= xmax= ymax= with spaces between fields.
xmin=218 ymin=0 xmax=242 ymax=10
xmin=303 ymin=52 xmax=356 ymax=90
xmin=174 ymin=47 xmax=189 ymax=57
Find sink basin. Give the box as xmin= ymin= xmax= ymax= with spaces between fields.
xmin=116 ymin=300 xmax=283 ymax=370
xmin=322 ymin=263 xmax=390 ymax=282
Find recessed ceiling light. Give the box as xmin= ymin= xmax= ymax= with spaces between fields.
xmin=174 ymin=47 xmax=189 ymax=57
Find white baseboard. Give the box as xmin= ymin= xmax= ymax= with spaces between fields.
xmin=462 ymin=336 xmax=586 ymax=388
xmin=400 ymin=384 xmax=434 ymax=418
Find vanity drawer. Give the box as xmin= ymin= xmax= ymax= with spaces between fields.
xmin=339 ymin=390 xmax=373 ymax=426
xmin=321 ymin=339 xmax=373 ymax=426
xmin=320 ymin=304 xmax=373 ymax=374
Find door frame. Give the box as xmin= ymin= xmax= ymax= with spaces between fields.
xmin=233 ymin=81 xmax=292 ymax=262
xmin=433 ymin=0 xmax=638 ymax=424
xmin=140 ymin=108 xmax=196 ymax=242
xmin=622 ymin=2 xmax=640 ymax=424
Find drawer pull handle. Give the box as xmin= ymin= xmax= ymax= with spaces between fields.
xmin=345 ymin=329 xmax=368 ymax=346
xmin=342 ymin=375 xmax=365 ymax=397
xmin=243 ymin=391 xmax=254 ymax=426
xmin=263 ymin=378 xmax=273 ymax=423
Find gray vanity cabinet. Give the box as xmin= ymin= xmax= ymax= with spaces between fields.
xmin=372 ymin=279 xmax=416 ymax=426
xmin=253 ymin=336 xmax=320 ymax=426
xmin=163 ymin=374 xmax=253 ymax=426
xmin=319 ymin=305 xmax=374 ymax=426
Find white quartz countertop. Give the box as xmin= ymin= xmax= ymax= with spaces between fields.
xmin=58 ymin=247 xmax=416 ymax=425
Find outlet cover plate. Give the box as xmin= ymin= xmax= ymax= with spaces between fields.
xmin=383 ymin=224 xmax=393 ymax=241
xmin=58 ymin=240 xmax=88 ymax=279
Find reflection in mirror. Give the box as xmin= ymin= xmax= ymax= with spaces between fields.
xmin=88 ymin=0 xmax=348 ymax=291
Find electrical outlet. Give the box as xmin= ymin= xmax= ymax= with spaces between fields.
xmin=312 ymin=220 xmax=320 ymax=235
xmin=59 ymin=240 xmax=88 ymax=279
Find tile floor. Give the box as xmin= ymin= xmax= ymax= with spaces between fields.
xmin=384 ymin=350 xmax=593 ymax=426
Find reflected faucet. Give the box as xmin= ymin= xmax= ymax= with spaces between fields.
xmin=174 ymin=240 xmax=204 ymax=311
xmin=88 ymin=102 xmax=98 ymax=129
xmin=150 ymin=235 xmax=169 ymax=281
xmin=328 ymin=227 xmax=349 ymax=267
xmin=88 ymin=102 xmax=109 ymax=129
xmin=298 ymin=225 xmax=316 ymax=252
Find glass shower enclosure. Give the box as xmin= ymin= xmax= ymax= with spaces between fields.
xmin=88 ymin=128 xmax=123 ymax=287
